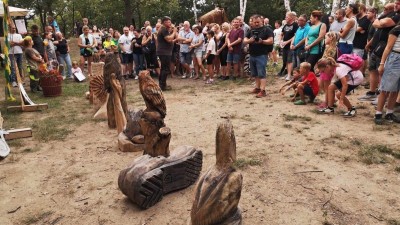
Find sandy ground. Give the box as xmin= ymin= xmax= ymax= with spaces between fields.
xmin=1 ymin=74 xmax=400 ymax=225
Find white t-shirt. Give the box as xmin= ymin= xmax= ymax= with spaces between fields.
xmin=273 ymin=28 xmax=282 ymax=45
xmin=336 ymin=63 xmax=364 ymax=85
xmin=118 ymin=34 xmax=133 ymax=54
xmin=8 ymin=33 xmax=23 ymax=54
xmin=206 ymin=38 xmax=216 ymax=55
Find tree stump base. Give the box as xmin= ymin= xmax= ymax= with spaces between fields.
xmin=118 ymin=146 xmax=203 ymax=209
xmin=118 ymin=132 xmax=144 ymax=152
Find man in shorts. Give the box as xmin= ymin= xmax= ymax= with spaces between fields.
xmin=176 ymin=21 xmax=194 ymax=78
xmin=244 ymin=14 xmax=274 ymax=98
xmin=226 ymin=18 xmax=244 ymax=80
xmin=119 ymin=26 xmax=133 ymax=79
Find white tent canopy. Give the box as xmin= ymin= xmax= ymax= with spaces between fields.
xmin=0 ymin=3 xmax=29 ymax=17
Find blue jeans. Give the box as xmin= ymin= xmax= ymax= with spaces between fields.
xmin=250 ymin=54 xmax=267 ymax=78
xmin=58 ymin=53 xmax=72 ymax=77
xmin=133 ymin=53 xmax=145 ymax=75
xmin=9 ymin=53 xmax=23 ymax=82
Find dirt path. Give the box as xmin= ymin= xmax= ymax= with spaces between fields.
xmin=1 ymin=76 xmax=399 ymax=225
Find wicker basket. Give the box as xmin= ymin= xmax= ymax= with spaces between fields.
xmin=40 ymin=76 xmax=63 ymax=97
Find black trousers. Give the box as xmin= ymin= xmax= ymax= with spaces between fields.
xmin=158 ymin=55 xmax=171 ymax=90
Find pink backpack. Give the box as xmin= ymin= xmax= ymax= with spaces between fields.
xmin=337 ymin=53 xmax=363 ymax=71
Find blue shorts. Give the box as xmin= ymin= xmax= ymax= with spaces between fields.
xmin=227 ymin=53 xmax=240 ymax=64
xmin=379 ymin=51 xmax=400 ymax=92
xmin=179 ymin=52 xmax=192 ymax=65
xmin=250 ymin=55 xmax=267 ymax=78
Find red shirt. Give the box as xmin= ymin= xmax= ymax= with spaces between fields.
xmin=228 ymin=28 xmax=244 ymax=54
xmin=303 ymin=72 xmax=319 ymax=96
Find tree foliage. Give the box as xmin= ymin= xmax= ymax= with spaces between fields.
xmin=10 ymin=0 xmax=383 ymax=36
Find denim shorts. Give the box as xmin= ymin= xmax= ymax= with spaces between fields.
xmin=379 ymin=51 xmax=400 ymax=92
xmin=227 ymin=52 xmax=240 ymax=64
xmin=250 ymin=55 xmax=267 ymax=78
xmin=180 ymin=52 xmax=192 ymax=65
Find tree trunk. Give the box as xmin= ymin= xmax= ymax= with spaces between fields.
xmin=284 ymin=0 xmax=291 ymax=12
xmin=123 ymin=0 xmax=132 ymax=26
xmin=331 ymin=0 xmax=340 ymax=16
xmin=193 ymin=0 xmax=197 ymax=22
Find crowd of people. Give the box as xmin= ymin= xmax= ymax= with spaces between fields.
xmin=6 ymin=3 xmax=400 ymax=124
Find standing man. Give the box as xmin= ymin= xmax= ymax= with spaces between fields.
xmin=78 ymin=18 xmax=89 ymax=36
xmin=244 ymin=14 xmax=274 ymax=98
xmin=30 ymin=24 xmax=47 ymax=62
xmin=119 ymin=26 xmax=134 ymax=79
xmin=226 ymin=18 xmax=244 ymax=80
xmin=157 ymin=16 xmax=177 ymax=91
xmin=330 ymin=9 xmax=347 ymax=33
xmin=353 ymin=4 xmax=371 ymax=74
xmin=8 ymin=25 xmax=24 ymax=87
xmin=280 ymin=11 xmax=298 ymax=80
xmin=47 ymin=16 xmax=60 ymax=33
xmin=290 ymin=14 xmax=310 ymax=69
xmin=176 ymin=21 xmax=194 ymax=78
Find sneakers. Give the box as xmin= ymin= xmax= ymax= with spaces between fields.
xmin=134 ymin=76 xmax=139 ymax=80
xmin=374 ymin=114 xmax=384 ymax=125
xmin=374 ymin=113 xmax=400 ymax=125
xmin=371 ymin=98 xmax=378 ymax=105
xmin=343 ymin=107 xmax=356 ymax=117
xmin=358 ymin=92 xmax=377 ymax=101
xmin=12 ymin=81 xmax=17 ymax=87
xmin=251 ymin=88 xmax=261 ymax=94
xmin=319 ymin=107 xmax=334 ymax=114
xmin=294 ymin=100 xmax=306 ymax=105
xmin=62 ymin=76 xmax=66 ymax=80
xmin=285 ymin=75 xmax=292 ymax=81
xmin=384 ymin=113 xmax=400 ymax=123
xmin=181 ymin=74 xmax=187 ymax=79
xmin=205 ymin=79 xmax=214 ymax=84
xmin=256 ymin=90 xmax=267 ymax=98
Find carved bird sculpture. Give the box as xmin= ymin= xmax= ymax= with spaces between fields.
xmin=138 ymin=70 xmax=166 ymax=119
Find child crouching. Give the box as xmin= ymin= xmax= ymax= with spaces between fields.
xmin=293 ymin=62 xmax=319 ymax=105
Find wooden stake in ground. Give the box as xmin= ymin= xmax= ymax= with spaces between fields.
xmin=191 ymin=120 xmax=243 ymax=225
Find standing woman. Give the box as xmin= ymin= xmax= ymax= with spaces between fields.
xmin=55 ymin=32 xmax=73 ymax=79
xmin=132 ymin=29 xmax=145 ymax=78
xmin=217 ymin=22 xmax=230 ymax=80
xmin=212 ymin=24 xmax=223 ymax=77
xmin=78 ymin=25 xmax=97 ymax=75
xmin=142 ymin=26 xmax=160 ymax=76
xmin=305 ymin=10 xmax=327 ymax=70
xmin=92 ymin=25 xmax=104 ymax=50
xmin=190 ymin=25 xmax=207 ymax=80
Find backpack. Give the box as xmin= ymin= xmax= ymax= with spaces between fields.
xmin=337 ymin=53 xmax=363 ymax=71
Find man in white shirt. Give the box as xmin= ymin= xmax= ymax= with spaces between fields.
xmin=330 ymin=9 xmax=347 ymax=33
xmin=119 ymin=26 xmax=134 ymax=78
xmin=8 ymin=25 xmax=24 ymax=87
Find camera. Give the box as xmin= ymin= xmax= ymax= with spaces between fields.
xmin=251 ymin=30 xmax=260 ymax=42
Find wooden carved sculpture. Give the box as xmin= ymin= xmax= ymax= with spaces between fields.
xmin=191 ymin=121 xmax=243 ymax=225
xmin=104 ymin=53 xmax=128 ymax=130
xmin=138 ymin=70 xmax=170 ymax=157
xmin=118 ymin=70 xmax=203 ymax=209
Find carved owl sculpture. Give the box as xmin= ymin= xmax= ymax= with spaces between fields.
xmin=138 ymin=70 xmax=166 ymax=118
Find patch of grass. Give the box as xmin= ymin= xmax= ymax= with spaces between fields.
xmin=7 ymin=139 xmax=23 ymax=147
xmin=23 ymin=146 xmax=41 ymax=153
xmin=395 ymin=167 xmax=400 ymax=173
xmin=350 ymin=138 xmax=363 ymax=146
xmin=359 ymin=144 xmax=400 ymax=165
xmin=387 ymin=219 xmax=400 ymax=225
xmin=21 ymin=211 xmax=53 ymax=225
xmin=233 ymin=158 xmax=262 ymax=169
xmin=282 ymin=114 xmax=312 ymax=122
xmin=283 ymin=123 xmax=292 ymax=128
xmin=32 ymin=117 xmax=71 ymax=142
